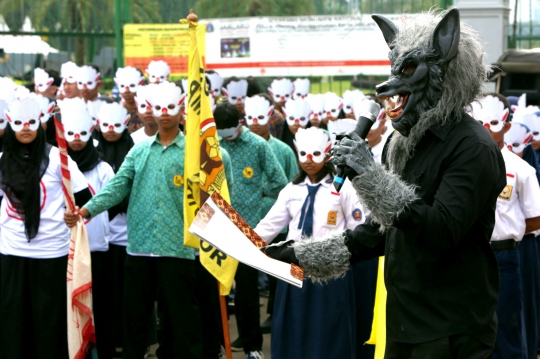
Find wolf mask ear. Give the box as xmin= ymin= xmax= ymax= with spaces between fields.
xmin=430 ymin=8 xmax=460 ymax=63
xmin=372 ymin=15 xmax=398 ymax=50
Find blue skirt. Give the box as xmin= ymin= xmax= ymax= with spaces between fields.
xmin=271 ymin=270 xmax=357 ymax=359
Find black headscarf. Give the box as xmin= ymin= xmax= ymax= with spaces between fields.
xmin=0 ymin=126 xmax=50 ymax=241
xmin=96 ymin=129 xmax=134 ymax=173
xmin=68 ymin=140 xmax=104 ymax=173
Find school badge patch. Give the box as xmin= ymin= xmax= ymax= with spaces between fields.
xmin=352 ymin=208 xmax=363 ymax=221
xmin=498 ymin=185 xmax=513 ymax=201
xmin=173 ymin=175 xmax=184 ymax=186
xmin=327 ymin=211 xmax=337 ymax=225
xmin=243 ymin=167 xmax=254 ymax=178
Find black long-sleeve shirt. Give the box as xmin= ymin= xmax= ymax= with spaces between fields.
xmin=345 ymin=113 xmax=506 ymax=346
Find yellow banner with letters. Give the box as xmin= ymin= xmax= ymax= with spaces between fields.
xmin=183 ymin=19 xmax=237 ymax=296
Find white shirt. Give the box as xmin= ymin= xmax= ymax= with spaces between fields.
xmin=0 ymin=147 xmax=88 ymax=258
xmin=83 ymin=161 xmax=114 ymax=252
xmin=131 ymin=128 xmax=151 ymax=145
xmin=491 ymin=146 xmax=540 ymax=242
xmin=370 ymin=127 xmax=392 ymax=164
xmin=255 ymin=174 xmax=366 ymax=243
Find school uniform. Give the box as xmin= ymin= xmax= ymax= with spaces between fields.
xmin=489 ymin=146 xmax=540 ymax=359
xmin=255 ymin=175 xmax=365 ymax=359
xmin=0 ymin=146 xmax=88 ymax=359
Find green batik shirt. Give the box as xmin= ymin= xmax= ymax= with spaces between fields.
xmin=220 ymin=127 xmax=288 ymax=227
xmin=84 ymin=131 xmax=194 ymax=259
xmin=262 ymin=135 xmax=299 ymax=216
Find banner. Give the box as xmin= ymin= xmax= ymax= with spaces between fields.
xmin=201 ymin=14 xmax=403 ymax=77
xmin=124 ymin=23 xmax=206 ymax=77
xmin=183 ymin=19 xmax=237 ymax=296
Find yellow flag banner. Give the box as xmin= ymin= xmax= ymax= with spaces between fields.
xmin=183 ymin=19 xmax=238 ymax=296
xmin=366 ymin=257 xmax=387 ymax=359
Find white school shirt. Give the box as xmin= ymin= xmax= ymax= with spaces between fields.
xmin=131 ymin=128 xmax=151 ymax=145
xmin=83 ymin=161 xmax=114 ymax=252
xmin=255 ymin=174 xmax=366 ymax=243
xmin=0 ymin=147 xmax=88 ymax=258
xmin=370 ymin=127 xmax=392 ymax=164
xmin=491 ymin=146 xmax=540 ymax=242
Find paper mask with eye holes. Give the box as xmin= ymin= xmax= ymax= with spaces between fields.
xmin=222 ymin=79 xmax=248 ymax=105
xmin=206 ymin=72 xmax=223 ymax=98
xmin=505 ymin=122 xmax=532 ymax=154
xmin=244 ymin=96 xmax=273 ymax=126
xmin=282 ymin=98 xmax=312 ymax=127
xmin=5 ymin=97 xmax=42 ymax=132
xmin=135 ymin=84 xmax=155 ymax=115
xmin=470 ymin=95 xmax=509 ymax=133
xmin=86 ymin=100 xmax=103 ymax=127
xmin=294 ymin=127 xmax=332 ymax=164
xmin=268 ymin=78 xmax=294 ymax=104
xmin=305 ymin=94 xmax=325 ymax=121
xmin=520 ymin=113 xmax=540 ymax=141
xmin=146 ymin=60 xmax=171 ymax=84
xmin=0 ymin=78 xmax=16 ymax=104
xmin=342 ymin=90 xmax=365 ymax=115
xmin=34 ymin=68 xmax=54 ymax=93
xmin=115 ymin=67 xmax=145 ymax=94
xmin=323 ymin=92 xmax=343 ymax=120
xmin=97 ymin=102 xmax=130 ymax=134
xmin=293 ymin=78 xmax=310 ymax=100
xmin=0 ymin=99 xmax=10 ymax=130
xmin=30 ymin=94 xmax=56 ymax=123
xmin=76 ymin=65 xmax=101 ymax=91
xmin=57 ymin=97 xmax=94 ymax=143
xmin=147 ymin=82 xmax=185 ymax=117
xmin=61 ymin=61 xmax=79 ymax=83
xmin=352 ymin=98 xmax=384 ymax=130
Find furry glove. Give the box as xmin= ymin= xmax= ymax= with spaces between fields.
xmin=329 ymin=131 xmax=374 ymax=180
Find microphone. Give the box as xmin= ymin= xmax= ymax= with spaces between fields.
xmin=332 ymin=101 xmax=381 ymax=192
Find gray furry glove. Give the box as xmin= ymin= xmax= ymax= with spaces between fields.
xmin=329 ymin=131 xmax=374 ymax=180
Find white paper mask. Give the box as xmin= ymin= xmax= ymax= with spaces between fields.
xmin=505 ymin=122 xmax=531 ymax=154
xmin=57 ymin=98 xmax=94 ymax=142
xmin=115 ymin=67 xmax=145 ymax=94
xmin=352 ymin=98 xmax=383 ymax=130
xmin=146 ymin=60 xmax=171 ymax=84
xmin=135 ymin=84 xmax=155 ymax=115
xmin=0 ymin=78 xmax=16 ymax=104
xmin=0 ymin=99 xmax=10 ymax=130
xmin=34 ymin=68 xmax=54 ymax=93
xmin=206 ymin=72 xmax=223 ymax=97
xmin=147 ymin=82 xmax=185 ymax=117
xmin=327 ymin=118 xmax=357 ymax=135
xmin=268 ymin=78 xmax=294 ymax=104
xmin=97 ymin=102 xmax=130 ymax=134
xmin=61 ymin=61 xmax=79 ymax=83
xmin=14 ymin=85 xmax=30 ymax=100
xmin=305 ymin=94 xmax=325 ymax=121
xmin=294 ymin=127 xmax=332 ymax=163
xmin=218 ymin=123 xmax=242 ymax=141
xmin=293 ymin=78 xmax=310 ymax=100
xmin=470 ymin=95 xmax=509 ymax=133
xmin=30 ymin=94 xmax=56 ymax=123
xmin=323 ymin=92 xmax=343 ymax=119
xmin=86 ymin=100 xmax=103 ymax=127
xmin=244 ymin=96 xmax=273 ymax=126
xmin=76 ymin=65 xmax=101 ymax=90
xmin=222 ymin=80 xmax=248 ymax=105
xmin=282 ymin=98 xmax=311 ymax=127
xmin=343 ymin=90 xmax=365 ymax=115
xmin=5 ymin=97 xmax=42 ymax=132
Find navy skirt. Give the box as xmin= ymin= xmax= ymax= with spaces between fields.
xmin=271 ymin=269 xmax=357 ymax=359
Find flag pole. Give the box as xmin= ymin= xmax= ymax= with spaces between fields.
xmin=218 ymin=283 xmax=233 ymax=359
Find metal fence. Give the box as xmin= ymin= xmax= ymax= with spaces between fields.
xmin=0 ymin=0 xmax=538 ymax=94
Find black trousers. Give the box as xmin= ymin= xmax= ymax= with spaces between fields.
xmin=234 ymin=262 xmax=263 ymax=353
xmin=266 ymin=232 xmax=288 ymax=316
xmin=122 ymin=255 xmax=202 ymax=359
xmin=91 ymin=251 xmax=114 ymax=359
xmin=384 ymin=335 xmax=493 ymax=359
xmin=107 ymin=243 xmax=127 ymax=349
xmin=0 ymin=254 xmax=69 ymax=359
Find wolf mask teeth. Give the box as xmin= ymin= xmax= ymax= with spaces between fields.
xmin=372 ymin=9 xmax=460 ymax=136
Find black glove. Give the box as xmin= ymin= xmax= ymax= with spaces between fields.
xmin=262 ymin=240 xmax=300 ymax=266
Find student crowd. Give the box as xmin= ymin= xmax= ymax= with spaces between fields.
xmin=0 ymin=59 xmax=540 ymax=359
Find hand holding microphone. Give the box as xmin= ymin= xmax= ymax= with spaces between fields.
xmin=329 ymin=101 xmax=381 ymax=192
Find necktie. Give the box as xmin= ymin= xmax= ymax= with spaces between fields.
xmin=298 ymin=184 xmax=321 ymax=237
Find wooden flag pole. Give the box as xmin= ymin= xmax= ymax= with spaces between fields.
xmin=219 ymin=283 xmax=233 ymax=359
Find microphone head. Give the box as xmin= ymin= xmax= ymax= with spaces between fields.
xmin=354 ymin=100 xmax=381 ymax=122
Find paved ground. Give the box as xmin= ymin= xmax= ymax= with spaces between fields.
xmin=147 ymin=297 xmax=272 ymax=359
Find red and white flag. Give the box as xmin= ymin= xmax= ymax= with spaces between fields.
xmin=55 ymin=116 xmax=95 ymax=359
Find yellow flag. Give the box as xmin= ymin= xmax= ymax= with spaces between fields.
xmin=183 ymin=19 xmax=238 ymax=296
xmin=366 ymin=257 xmax=387 ymax=359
